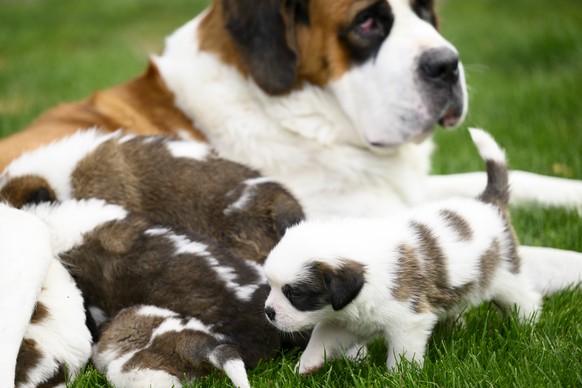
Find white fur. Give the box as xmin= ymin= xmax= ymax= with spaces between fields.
xmin=165 ymin=138 xmax=210 ymax=160
xmin=154 ymin=2 xmax=582 ymax=293
xmin=18 ymin=259 xmax=92 ymax=388
xmin=0 ymin=204 xmax=53 ymax=388
xmin=24 ymin=199 xmax=128 ymax=255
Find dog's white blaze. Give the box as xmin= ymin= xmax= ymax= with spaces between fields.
xmin=224 ymin=177 xmax=274 ymax=215
xmin=1 ymin=128 xmax=117 ymax=200
xmin=330 ymin=0 xmax=467 ymax=147
xmin=165 ymin=139 xmax=210 ymax=160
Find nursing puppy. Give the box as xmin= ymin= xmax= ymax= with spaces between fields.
xmin=263 ymin=129 xmax=543 ymax=373
xmin=24 ymin=198 xmax=283 ymax=388
xmin=0 ymin=129 xmax=304 ymax=262
xmin=0 ymin=203 xmax=91 ymax=388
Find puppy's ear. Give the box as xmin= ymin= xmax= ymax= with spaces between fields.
xmin=0 ymin=175 xmax=56 ymax=208
xmin=272 ymin=190 xmax=305 ymax=239
xmin=324 ymin=260 xmax=365 ymax=311
xmin=222 ymin=0 xmax=308 ymax=95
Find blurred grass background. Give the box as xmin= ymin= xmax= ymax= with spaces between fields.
xmin=0 ymin=0 xmax=580 ymax=386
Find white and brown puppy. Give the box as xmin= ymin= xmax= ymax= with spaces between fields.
xmin=23 ymin=198 xmax=278 ymax=388
xmin=263 ymin=129 xmax=543 ymax=374
xmin=0 ymin=203 xmax=92 ymax=388
xmin=0 ymin=129 xmax=304 ymax=263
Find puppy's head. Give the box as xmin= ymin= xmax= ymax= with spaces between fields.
xmin=263 ymin=221 xmax=366 ymax=332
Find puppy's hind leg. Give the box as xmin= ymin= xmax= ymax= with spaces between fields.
xmin=385 ymin=313 xmax=437 ymax=371
xmin=206 ymin=344 xmax=249 ymax=388
xmin=491 ymin=272 xmax=543 ymax=324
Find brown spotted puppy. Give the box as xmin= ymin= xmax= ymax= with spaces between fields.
xmin=263 ymin=129 xmax=543 ymax=374
xmin=23 ymin=198 xmax=286 ymax=388
xmin=0 ymin=129 xmax=304 ymax=263
xmin=0 ymin=203 xmax=91 ymax=388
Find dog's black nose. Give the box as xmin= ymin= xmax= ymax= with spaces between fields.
xmin=419 ymin=47 xmax=460 ymax=86
xmin=265 ymin=306 xmax=276 ymax=321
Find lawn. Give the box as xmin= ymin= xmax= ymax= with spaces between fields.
xmin=0 ymin=0 xmax=580 ymax=386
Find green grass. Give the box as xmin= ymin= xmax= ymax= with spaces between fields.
xmin=0 ymin=0 xmax=581 ymax=386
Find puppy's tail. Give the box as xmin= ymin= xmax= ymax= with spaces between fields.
xmin=469 ymin=128 xmax=509 ymax=208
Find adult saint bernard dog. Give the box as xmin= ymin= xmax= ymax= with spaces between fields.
xmin=0 ymin=0 xmax=581 ymax=342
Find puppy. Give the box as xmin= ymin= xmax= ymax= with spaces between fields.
xmin=0 ymin=203 xmax=91 ymax=388
xmin=263 ymin=129 xmax=543 ymax=374
xmin=23 ymin=198 xmax=288 ymax=388
xmin=0 ymin=129 xmax=304 ymax=263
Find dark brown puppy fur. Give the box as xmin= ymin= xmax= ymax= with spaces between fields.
xmin=61 ymin=211 xmax=286 ymax=370
xmin=1 ymin=133 xmax=304 ymax=263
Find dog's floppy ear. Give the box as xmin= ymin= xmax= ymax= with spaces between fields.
xmin=0 ymin=175 xmax=56 ymax=208
xmin=323 ymin=260 xmax=365 ymax=311
xmin=272 ymin=190 xmax=305 ymax=238
xmin=222 ymin=0 xmax=308 ymax=95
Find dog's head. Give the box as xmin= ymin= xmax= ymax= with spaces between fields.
xmin=211 ymin=0 xmax=467 ymax=148
xmin=263 ymin=220 xmax=366 ymax=332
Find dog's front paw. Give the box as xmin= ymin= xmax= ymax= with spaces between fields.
xmin=295 ymin=357 xmax=324 ymax=375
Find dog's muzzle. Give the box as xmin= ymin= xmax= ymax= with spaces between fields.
xmin=418 ymin=47 xmax=465 ymax=129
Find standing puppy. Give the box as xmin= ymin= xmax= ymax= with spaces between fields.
xmin=263 ymin=129 xmax=542 ymax=374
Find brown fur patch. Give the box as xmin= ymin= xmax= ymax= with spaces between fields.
xmin=71 ymin=136 xmax=303 ymax=263
xmin=30 ymin=302 xmax=50 ymax=325
xmin=14 ymin=338 xmax=42 ymax=385
xmin=410 ymin=221 xmax=475 ymax=311
xmin=199 ymin=0 xmax=387 ymax=90
xmin=440 ymin=209 xmax=473 ymax=241
xmin=479 ymin=239 xmax=501 ymax=289
xmin=0 ymin=62 xmax=204 ymax=170
xmin=392 ymin=244 xmax=431 ymax=313
xmin=0 ymin=175 xmax=56 ymax=208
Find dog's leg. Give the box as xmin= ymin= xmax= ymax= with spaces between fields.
xmin=426 ymin=171 xmax=582 ymax=212
xmin=384 ymin=314 xmax=437 ymax=371
xmin=519 ymin=245 xmax=582 ymax=296
xmin=490 ymin=271 xmax=543 ymax=324
xmin=0 ymin=204 xmax=53 ymax=388
xmin=297 ymin=322 xmax=361 ymax=375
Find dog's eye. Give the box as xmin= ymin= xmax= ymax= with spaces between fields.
xmin=355 ymin=13 xmax=377 ymax=35
xmin=282 ymin=286 xmax=303 ymax=300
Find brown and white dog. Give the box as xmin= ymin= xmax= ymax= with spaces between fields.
xmin=263 ymin=129 xmax=542 ymax=374
xmin=0 ymin=0 xmax=580 ymax=291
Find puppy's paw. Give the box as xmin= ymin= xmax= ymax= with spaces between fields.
xmin=295 ymin=357 xmax=324 ymax=375
xmin=344 ymin=344 xmax=368 ymax=362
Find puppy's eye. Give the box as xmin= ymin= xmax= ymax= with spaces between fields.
xmin=283 ymin=286 xmax=303 ymax=300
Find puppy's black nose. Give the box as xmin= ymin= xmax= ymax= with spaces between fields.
xmin=419 ymin=47 xmax=460 ymax=86
xmin=265 ymin=306 xmax=276 ymax=322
